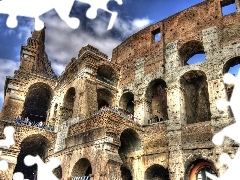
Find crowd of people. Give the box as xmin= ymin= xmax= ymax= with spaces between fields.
xmin=14 ymin=115 xmax=54 ymax=131
xmin=99 ymin=105 xmax=138 ymax=122
xmin=148 ymin=115 xmax=164 ymax=124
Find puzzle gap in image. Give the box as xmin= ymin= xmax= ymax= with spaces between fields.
xmin=0 ymin=0 xmax=123 ymax=30
xmin=0 ymin=126 xmax=60 ymax=180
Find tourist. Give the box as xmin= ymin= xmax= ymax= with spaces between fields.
xmin=129 ymin=113 xmax=134 ymax=121
xmin=38 ymin=121 xmax=43 ymax=128
xmin=24 ymin=117 xmax=29 ymax=125
xmin=14 ymin=115 xmax=21 ymax=123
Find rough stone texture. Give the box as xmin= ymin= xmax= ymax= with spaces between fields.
xmin=1 ymin=0 xmax=240 ymax=179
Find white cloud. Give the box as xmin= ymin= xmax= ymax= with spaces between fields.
xmin=0 ymin=59 xmax=20 ymax=110
xmin=17 ymin=19 xmax=34 ymax=40
xmin=41 ymin=12 xmax=122 ymax=75
xmin=40 ymin=11 xmax=151 ymax=76
xmin=114 ymin=17 xmax=151 ymax=38
xmin=132 ymin=18 xmax=151 ymax=28
xmin=0 ymin=16 xmax=34 ymax=40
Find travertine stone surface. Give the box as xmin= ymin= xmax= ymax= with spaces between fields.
xmin=1 ymin=0 xmax=240 ymax=179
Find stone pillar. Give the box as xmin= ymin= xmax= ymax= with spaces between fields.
xmin=78 ymin=67 xmax=97 ymax=116
xmin=167 ymin=131 xmax=184 ymax=180
xmin=166 ymin=83 xmax=183 ymax=126
xmin=134 ymin=98 xmax=150 ymax=125
xmin=167 ymin=81 xmax=184 ymax=179
xmin=207 ymin=77 xmax=229 ymax=119
xmin=202 ymin=26 xmax=220 ymax=61
xmin=131 ymin=155 xmax=144 ymax=180
xmin=103 ymin=153 xmax=122 ymax=180
xmin=165 ymin=41 xmax=180 ymax=73
xmin=134 ymin=58 xmax=149 ymax=125
xmin=74 ymin=79 xmax=86 ymax=118
xmin=235 ymin=0 xmax=240 ymax=12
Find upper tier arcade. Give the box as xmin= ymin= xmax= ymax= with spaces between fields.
xmin=112 ymin=0 xmax=240 ymax=87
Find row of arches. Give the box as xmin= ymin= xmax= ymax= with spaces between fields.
xmin=13 ymin=134 xmax=62 ymax=179
xmin=118 ymin=129 xmax=218 ymax=180
xmin=70 ymin=158 xmax=217 ymax=180
xmin=19 ymin=57 xmax=240 ymax=124
xmin=12 ymin=128 xmax=218 ymax=180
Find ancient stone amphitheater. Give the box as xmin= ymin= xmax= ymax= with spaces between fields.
xmin=1 ymin=0 xmax=240 ymax=179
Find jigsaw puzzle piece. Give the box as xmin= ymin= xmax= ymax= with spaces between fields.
xmin=24 ymin=155 xmax=60 ymax=180
xmin=0 ymin=126 xmax=15 ymax=149
xmin=0 ymin=0 xmax=54 ymax=30
xmin=212 ymin=123 xmax=240 ymax=146
xmin=77 ymin=0 xmax=122 ymax=30
xmin=13 ymin=172 xmax=25 ymax=180
xmin=0 ymin=160 xmax=8 ymax=171
xmin=53 ymin=0 xmax=80 ymax=29
xmin=206 ymin=150 xmax=240 ymax=180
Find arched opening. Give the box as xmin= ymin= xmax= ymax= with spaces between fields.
xmin=144 ymin=164 xmax=170 ymax=180
xmin=119 ymin=92 xmax=134 ymax=115
xmin=223 ymin=57 xmax=240 ymax=117
xmin=118 ymin=129 xmax=141 ymax=164
xmin=97 ymin=65 xmax=118 ymax=86
xmin=61 ymin=87 xmax=75 ymax=120
xmin=22 ymin=83 xmax=52 ymax=123
xmin=146 ymin=79 xmax=168 ymax=122
xmin=180 ymin=70 xmax=211 ymax=124
xmin=71 ymin=158 xmax=92 ymax=178
xmin=187 ymin=159 xmax=217 ymax=180
xmin=179 ymin=40 xmax=205 ymax=66
xmin=121 ymin=165 xmax=132 ymax=180
xmin=13 ymin=134 xmax=51 ymax=179
xmin=97 ymin=89 xmax=113 ymax=109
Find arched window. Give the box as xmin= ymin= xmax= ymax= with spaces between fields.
xmin=97 ymin=89 xmax=113 ymax=109
xmin=62 ymin=87 xmax=75 ymax=120
xmin=14 ymin=134 xmax=51 ymax=179
xmin=71 ymin=158 xmax=92 ymax=178
xmin=180 ymin=70 xmax=211 ymax=124
xmin=119 ymin=92 xmax=134 ymax=115
xmin=144 ymin=164 xmax=170 ymax=180
xmin=146 ymin=79 xmax=168 ymax=122
xmin=189 ymin=160 xmax=217 ymax=180
xmin=97 ymin=65 xmax=118 ymax=86
xmin=22 ymin=83 xmax=52 ymax=123
xmin=196 ymin=166 xmax=217 ymax=180
xmin=118 ymin=129 xmax=141 ymax=164
xmin=179 ymin=40 xmax=205 ymax=66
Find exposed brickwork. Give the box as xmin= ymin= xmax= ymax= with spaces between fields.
xmin=1 ymin=0 xmax=240 ymax=179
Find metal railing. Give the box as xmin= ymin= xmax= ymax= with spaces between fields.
xmin=72 ymin=176 xmax=90 ymax=180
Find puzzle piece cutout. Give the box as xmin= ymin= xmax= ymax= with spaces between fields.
xmin=0 ymin=0 xmax=123 ymax=31
xmin=77 ymin=0 xmax=123 ymax=30
xmin=0 ymin=126 xmax=15 ymax=171
xmin=0 ymin=159 xmax=8 ymax=171
xmin=207 ymin=70 xmax=240 ymax=179
xmin=206 ymin=150 xmax=240 ymax=180
xmin=13 ymin=155 xmax=60 ymax=180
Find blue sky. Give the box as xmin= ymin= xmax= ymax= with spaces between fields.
xmin=0 ymin=0 xmax=238 ymax=111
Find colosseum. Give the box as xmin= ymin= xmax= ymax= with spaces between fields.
xmin=1 ymin=0 xmax=240 ymax=179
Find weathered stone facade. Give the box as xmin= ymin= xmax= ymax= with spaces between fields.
xmin=1 ymin=0 xmax=240 ymax=179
